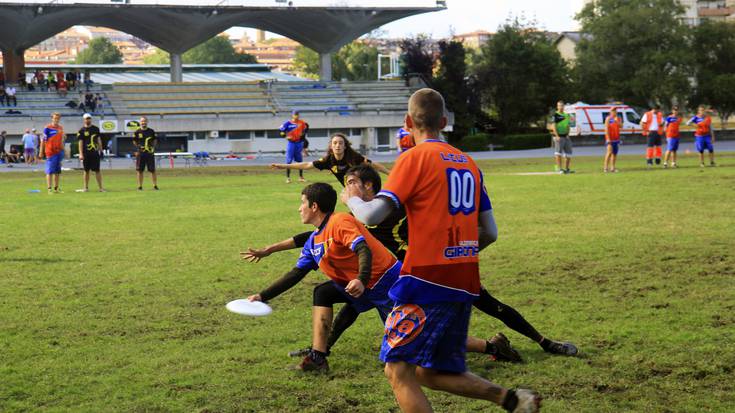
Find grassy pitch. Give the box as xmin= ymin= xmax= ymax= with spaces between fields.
xmin=1 ymin=153 xmax=734 ymax=412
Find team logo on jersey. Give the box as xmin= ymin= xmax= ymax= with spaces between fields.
xmin=384 ymin=304 xmax=426 ymax=348
xmin=444 ymin=240 xmax=479 ymax=259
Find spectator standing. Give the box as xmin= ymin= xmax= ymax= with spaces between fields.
xmin=550 ymin=100 xmax=574 ymax=174
xmin=0 ymin=87 xmax=5 ymax=106
xmin=83 ymin=70 xmax=92 ymax=91
xmin=66 ymin=71 xmax=76 ymax=90
xmin=5 ymin=85 xmax=17 ymax=106
xmin=48 ymin=71 xmax=56 ymax=90
xmin=17 ymin=72 xmax=26 ymax=89
xmin=57 ymin=78 xmax=68 ymax=98
xmin=0 ymin=71 xmax=5 ymax=88
xmin=0 ymin=131 xmax=7 ymax=164
xmin=22 ymin=128 xmax=37 ymax=165
xmin=95 ymin=93 xmax=105 ymax=115
xmin=84 ymin=92 xmax=96 ymax=112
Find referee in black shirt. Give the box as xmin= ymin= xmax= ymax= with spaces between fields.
xmin=132 ymin=116 xmax=158 ymax=191
xmin=77 ymin=113 xmax=105 ymax=192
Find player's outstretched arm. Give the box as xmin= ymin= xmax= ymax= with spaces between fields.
xmin=270 ymin=161 xmax=314 ymax=170
xmin=369 ymin=160 xmax=391 ymax=174
xmin=250 ymin=266 xmax=311 ymax=302
xmin=240 ymin=237 xmax=297 ymax=263
xmin=478 ymin=210 xmax=498 ymax=251
xmin=240 ymin=230 xmax=311 ymax=263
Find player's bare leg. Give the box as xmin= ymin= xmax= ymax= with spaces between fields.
xmin=151 ymin=171 xmax=159 ymax=189
xmin=137 ymin=170 xmax=144 ymax=189
xmin=554 ymin=154 xmax=562 ymax=172
xmin=297 ymin=306 xmax=331 ymax=372
xmin=709 ymin=151 xmax=715 ymax=166
xmin=699 ymin=152 xmax=705 ymax=167
xmin=312 ymin=306 xmax=332 ymax=353
xmin=466 ymin=334 xmax=522 ymax=362
xmin=604 ymin=146 xmax=612 ymax=172
xmin=83 ymin=170 xmax=90 ymax=191
xmin=384 ymin=362 xmax=433 ymax=413
xmin=95 ymin=171 xmax=104 ymax=191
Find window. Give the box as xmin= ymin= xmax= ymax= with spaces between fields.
xmin=625 ymin=111 xmax=641 ymax=125
xmin=252 ymin=130 xmax=266 ymax=139
xmin=350 ymin=128 xmax=362 ymax=137
xmin=267 ymin=130 xmax=282 ymax=139
xmin=309 ymin=128 xmax=329 ymax=138
xmin=228 ymin=131 xmax=252 ymax=140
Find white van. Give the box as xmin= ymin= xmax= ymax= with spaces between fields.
xmin=564 ymin=102 xmax=643 ymax=136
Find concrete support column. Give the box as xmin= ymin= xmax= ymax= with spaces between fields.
xmin=319 ymin=52 xmax=332 ymax=82
xmin=170 ymin=52 xmax=183 ymax=83
xmin=2 ymin=48 xmax=25 ymax=84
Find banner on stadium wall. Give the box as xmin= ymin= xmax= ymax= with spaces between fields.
xmin=99 ymin=119 xmax=118 ymax=133
xmin=124 ymin=120 xmax=141 ymax=132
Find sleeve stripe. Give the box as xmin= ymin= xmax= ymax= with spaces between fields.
xmin=350 ymin=236 xmax=366 ymax=251
xmin=377 ymin=190 xmax=401 ymax=209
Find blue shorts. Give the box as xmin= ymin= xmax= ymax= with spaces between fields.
xmin=607 ymin=141 xmax=620 ymax=155
xmin=286 ymin=140 xmax=303 ymax=164
xmin=695 ymin=136 xmax=713 ymax=153
xmin=379 ymin=301 xmax=471 ymax=373
xmin=45 ymin=152 xmax=63 ymax=174
xmin=336 ymin=261 xmax=400 ymax=320
xmin=666 ymin=137 xmax=680 ymax=152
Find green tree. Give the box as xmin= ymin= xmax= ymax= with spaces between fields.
xmin=690 ymin=21 xmax=735 ymax=129
xmin=473 ymin=19 xmax=570 ymax=133
xmin=433 ymin=39 xmax=473 ymax=142
xmin=143 ymin=36 xmax=257 ymax=64
xmin=399 ymin=34 xmax=435 ymax=82
xmin=574 ymin=0 xmax=692 ymax=107
xmin=74 ymin=37 xmax=123 ymax=64
xmin=292 ymin=41 xmax=380 ymax=80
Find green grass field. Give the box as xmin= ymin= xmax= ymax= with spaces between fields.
xmin=2 ymin=153 xmax=734 ymax=412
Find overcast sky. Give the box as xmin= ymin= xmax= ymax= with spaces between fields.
xmin=228 ymin=0 xmax=586 ymax=41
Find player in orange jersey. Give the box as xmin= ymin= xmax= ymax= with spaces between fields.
xmin=345 ymin=89 xmax=541 ymax=413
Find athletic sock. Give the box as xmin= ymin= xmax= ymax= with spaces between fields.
xmin=310 ymin=349 xmax=327 ymax=364
xmin=539 ymin=337 xmax=552 ymax=351
xmin=502 ymin=389 xmax=518 ymax=412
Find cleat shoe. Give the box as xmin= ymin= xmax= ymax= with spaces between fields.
xmin=663 ymin=163 xmax=668 ymax=168
xmin=488 ymin=333 xmax=523 ymax=363
xmin=603 ymin=168 xmax=608 ymax=173
xmin=299 ymin=177 xmax=306 ymax=183
xmin=544 ymin=339 xmax=578 ymax=356
xmin=565 ymin=169 xmax=575 ymax=174
xmin=285 ymin=178 xmax=292 ymax=184
xmin=288 ymin=347 xmax=312 ymax=358
xmin=138 ymin=186 xmax=143 ymax=191
xmin=153 ymin=186 xmax=159 ymax=190
xmin=700 ymin=163 xmax=705 ymax=168
xmin=513 ymin=388 xmax=542 ymax=413
xmin=296 ymin=354 xmax=329 ymax=373
xmin=710 ymin=162 xmax=716 ymax=167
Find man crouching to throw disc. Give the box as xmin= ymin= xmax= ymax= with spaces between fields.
xmin=247 ymin=182 xmax=401 ymax=372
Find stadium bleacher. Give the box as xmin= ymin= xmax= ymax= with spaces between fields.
xmin=1 ymin=86 xmax=112 ymax=118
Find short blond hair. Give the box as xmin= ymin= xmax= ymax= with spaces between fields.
xmin=408 ymin=88 xmax=446 ymax=132
xmin=51 ymin=112 xmax=61 ymax=118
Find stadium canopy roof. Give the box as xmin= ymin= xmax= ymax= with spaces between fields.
xmin=0 ymin=1 xmax=445 ymax=54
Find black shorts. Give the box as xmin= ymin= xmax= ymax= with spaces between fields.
xmin=82 ymin=152 xmax=101 ymax=172
xmin=647 ymin=132 xmax=662 ymax=147
xmin=136 ymin=152 xmax=155 ymax=172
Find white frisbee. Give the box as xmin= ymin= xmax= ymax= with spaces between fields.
xmin=226 ymin=299 xmax=272 ymax=317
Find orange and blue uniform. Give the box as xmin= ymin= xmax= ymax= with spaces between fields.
xmin=377 ymin=139 xmax=492 ymax=373
xmin=606 ymin=115 xmax=621 ymax=155
xmin=690 ymin=115 xmax=714 ymax=153
xmin=42 ymin=123 xmax=65 ymax=175
xmin=279 ymin=118 xmax=308 ymax=164
xmin=665 ymin=115 xmax=682 ymax=152
xmin=396 ymin=128 xmax=415 ymax=153
xmin=296 ymin=212 xmax=400 ymax=314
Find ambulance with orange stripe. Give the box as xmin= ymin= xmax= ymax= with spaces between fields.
xmin=564 ymin=102 xmax=643 ymax=136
